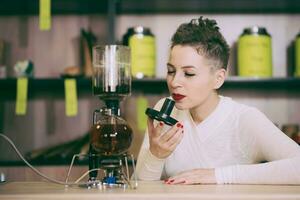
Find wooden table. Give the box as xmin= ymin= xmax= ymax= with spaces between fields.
xmin=1 ymin=181 xmax=300 ymax=200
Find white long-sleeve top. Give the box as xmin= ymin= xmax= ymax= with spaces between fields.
xmin=136 ymin=96 xmax=300 ymax=184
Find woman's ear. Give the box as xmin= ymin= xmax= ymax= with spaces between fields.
xmin=214 ymin=69 xmax=226 ymax=89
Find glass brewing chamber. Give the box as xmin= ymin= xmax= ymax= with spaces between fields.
xmin=92 ymin=45 xmax=131 ymax=101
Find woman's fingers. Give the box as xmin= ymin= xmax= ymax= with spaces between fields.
xmin=148 ymin=118 xmax=163 ymax=138
xmin=166 ymin=172 xmax=192 ymax=184
xmin=147 ymin=117 xmax=154 ymax=137
xmin=148 ymin=120 xmax=184 ymax=159
xmin=168 ymin=129 xmax=184 ymax=149
xmin=165 ymin=172 xmax=188 ymax=184
xmin=153 ymin=121 xmax=164 ymax=137
xmin=147 ymin=117 xmax=154 ymax=136
xmin=165 ymin=178 xmax=186 ymax=184
xmin=165 ymin=169 xmax=216 ymax=185
xmin=160 ymin=122 xmax=183 ymax=142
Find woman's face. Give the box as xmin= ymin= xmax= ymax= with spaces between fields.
xmin=166 ymin=45 xmax=223 ymax=110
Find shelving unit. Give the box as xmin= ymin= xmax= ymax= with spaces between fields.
xmin=1 ymin=0 xmax=299 ymax=97
xmin=1 ymin=77 xmax=300 ymax=100
xmin=1 ymin=0 xmax=300 ymax=43
xmin=2 ymin=0 xmax=298 ymax=94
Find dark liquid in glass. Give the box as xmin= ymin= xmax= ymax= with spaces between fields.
xmin=90 ymin=123 xmax=133 ymax=156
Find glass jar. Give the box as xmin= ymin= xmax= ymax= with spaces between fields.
xmin=237 ymin=26 xmax=272 ymax=77
xmin=123 ymin=26 xmax=156 ymax=79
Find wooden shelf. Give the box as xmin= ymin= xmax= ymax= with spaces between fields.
xmin=1 ymin=77 xmax=300 ymax=100
xmin=1 ymin=0 xmax=300 ymax=16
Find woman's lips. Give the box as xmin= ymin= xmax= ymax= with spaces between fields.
xmin=172 ymin=93 xmax=186 ymax=101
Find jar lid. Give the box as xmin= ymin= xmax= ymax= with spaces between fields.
xmin=242 ymin=26 xmax=270 ymax=36
xmin=127 ymin=26 xmax=152 ymax=35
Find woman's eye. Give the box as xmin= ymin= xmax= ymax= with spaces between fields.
xmin=184 ymin=73 xmax=195 ymax=77
xmin=167 ymin=70 xmax=175 ymax=74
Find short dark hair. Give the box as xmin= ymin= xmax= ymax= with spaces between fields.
xmin=171 ymin=16 xmax=230 ymax=70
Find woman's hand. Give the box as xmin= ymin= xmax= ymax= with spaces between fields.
xmin=165 ymin=169 xmax=216 ymax=185
xmin=147 ymin=118 xmax=184 ymax=159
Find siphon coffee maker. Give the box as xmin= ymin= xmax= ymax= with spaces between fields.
xmin=88 ymin=45 xmax=137 ymax=189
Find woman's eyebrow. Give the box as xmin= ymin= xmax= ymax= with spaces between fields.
xmin=167 ymin=63 xmax=196 ymax=69
xmin=181 ymin=66 xmax=196 ymax=69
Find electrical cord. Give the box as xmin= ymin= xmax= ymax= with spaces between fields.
xmin=0 ymin=133 xmax=93 ymax=186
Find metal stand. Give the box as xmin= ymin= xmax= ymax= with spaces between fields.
xmin=65 ymin=153 xmax=138 ymax=189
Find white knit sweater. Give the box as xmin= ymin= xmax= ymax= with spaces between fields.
xmin=135 ymin=96 xmax=300 ymax=184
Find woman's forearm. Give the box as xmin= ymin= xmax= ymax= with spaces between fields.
xmin=215 ymin=156 xmax=300 ymax=184
xmin=135 ymin=149 xmax=166 ymax=180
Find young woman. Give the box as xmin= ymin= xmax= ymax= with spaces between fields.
xmin=135 ymin=16 xmax=300 ymax=185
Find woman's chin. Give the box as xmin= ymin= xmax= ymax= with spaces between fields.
xmin=175 ymin=103 xmax=187 ymax=110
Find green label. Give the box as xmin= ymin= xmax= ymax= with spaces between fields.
xmin=15 ymin=78 xmax=28 ymax=115
xmin=39 ymin=0 xmax=51 ymax=31
xmin=238 ymin=35 xmax=272 ymax=77
xmin=129 ymin=35 xmax=156 ymax=78
xmin=64 ymin=79 xmax=78 ymax=117
xmin=295 ymin=37 xmax=300 ymax=77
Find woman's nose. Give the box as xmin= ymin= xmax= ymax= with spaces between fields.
xmin=169 ymin=73 xmax=182 ymax=88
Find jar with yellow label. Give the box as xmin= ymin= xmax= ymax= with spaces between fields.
xmin=237 ymin=26 xmax=272 ymax=77
xmin=123 ymin=26 xmax=156 ymax=79
xmin=295 ymin=32 xmax=300 ymax=77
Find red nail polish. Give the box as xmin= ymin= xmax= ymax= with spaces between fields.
xmin=159 ymin=122 xmax=164 ymax=126
xmin=176 ymin=123 xmax=181 ymax=127
xmin=181 ymin=125 xmax=184 ymax=128
xmin=169 ymin=179 xmax=174 ymax=182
